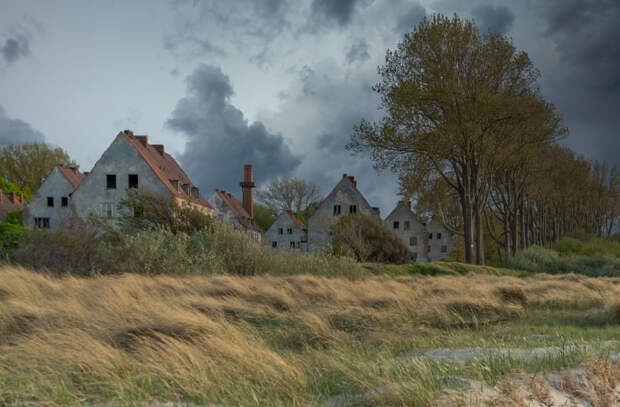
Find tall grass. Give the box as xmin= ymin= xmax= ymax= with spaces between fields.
xmin=1 ymin=268 xmax=619 ymax=405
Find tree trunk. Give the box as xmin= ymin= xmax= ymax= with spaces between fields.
xmin=475 ymin=205 xmax=485 ymax=265
xmin=462 ymin=196 xmax=474 ymax=264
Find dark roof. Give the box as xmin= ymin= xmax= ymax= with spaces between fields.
xmin=57 ymin=165 xmax=87 ymax=189
xmin=285 ymin=210 xmax=307 ymax=231
xmin=125 ymin=132 xmax=213 ymax=210
xmin=214 ymin=189 xmax=263 ymax=233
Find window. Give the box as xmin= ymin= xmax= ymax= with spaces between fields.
xmin=290 ymin=241 xmax=296 ymax=248
xmin=47 ymin=197 xmax=54 ymax=207
xmin=404 ymin=221 xmax=410 ymax=230
xmin=278 ymin=228 xmax=283 ymax=235
xmin=349 ymin=205 xmax=357 ymax=214
xmin=272 ymin=241 xmax=278 ymax=248
xmin=437 ymin=232 xmax=442 ymax=239
xmin=393 ymin=221 xmax=399 ymax=229
xmin=429 ymin=233 xmax=433 ymax=239
xmin=99 ymin=202 xmax=113 ymax=217
xmin=287 ymin=228 xmax=293 ymax=235
xmin=441 ymin=245 xmax=447 ymax=253
xmin=106 ymin=174 xmax=116 ymax=189
xmin=409 ymin=236 xmax=417 ymax=246
xmin=128 ymin=174 xmax=139 ymax=189
xmin=34 ymin=217 xmax=50 ymax=229
xmin=61 ymin=197 xmax=68 ymax=207
xmin=333 ymin=204 xmax=341 ymax=215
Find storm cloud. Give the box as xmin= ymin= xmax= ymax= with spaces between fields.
xmin=471 ymin=4 xmax=515 ymax=35
xmin=166 ymin=64 xmax=301 ymax=194
xmin=0 ymin=106 xmax=44 ymax=145
xmin=1 ymin=36 xmax=29 ymax=64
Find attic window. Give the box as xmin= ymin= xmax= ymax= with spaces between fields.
xmin=61 ymin=197 xmax=68 ymax=207
xmin=437 ymin=232 xmax=442 ymax=239
xmin=287 ymin=228 xmax=292 ymax=234
xmin=349 ymin=205 xmax=357 ymax=214
xmin=106 ymin=174 xmax=116 ymax=189
xmin=47 ymin=197 xmax=54 ymax=207
xmin=393 ymin=221 xmax=399 ymax=229
xmin=278 ymin=228 xmax=283 ymax=235
xmin=128 ymin=174 xmax=139 ymax=189
xmin=333 ymin=205 xmax=341 ymax=215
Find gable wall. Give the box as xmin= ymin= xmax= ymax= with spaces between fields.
xmin=427 ymin=222 xmax=453 ymax=261
xmin=266 ymin=213 xmax=307 ymax=251
xmin=23 ymin=167 xmax=76 ymax=231
xmin=384 ymin=203 xmax=428 ymax=262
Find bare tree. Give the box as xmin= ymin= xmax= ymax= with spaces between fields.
xmin=255 ymin=176 xmax=321 ymax=213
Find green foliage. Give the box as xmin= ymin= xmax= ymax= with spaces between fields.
xmin=507 ymin=246 xmax=620 ymax=277
xmin=253 ymin=203 xmax=276 ymax=231
xmin=0 ymin=142 xmax=75 ymax=195
xmin=0 ymin=222 xmax=27 ymax=257
xmin=0 ymin=176 xmax=29 ymax=201
xmin=552 ymin=236 xmax=620 ymax=258
xmin=331 ymin=214 xmax=412 ymax=264
xmin=363 ymin=261 xmax=526 ymax=277
xmin=5 ymin=210 xmax=22 ymax=225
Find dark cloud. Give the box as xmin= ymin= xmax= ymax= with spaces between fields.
xmin=539 ymin=0 xmax=620 ymax=164
xmin=471 ymin=4 xmax=515 ymax=35
xmin=1 ymin=36 xmax=29 ymax=64
xmin=345 ymin=39 xmax=370 ymax=64
xmin=0 ymin=106 xmax=44 ymax=145
xmin=166 ymin=64 xmax=301 ymax=193
xmin=163 ymin=35 xmax=226 ymax=57
xmin=310 ymin=0 xmax=365 ymax=27
xmin=394 ymin=2 xmax=426 ymax=34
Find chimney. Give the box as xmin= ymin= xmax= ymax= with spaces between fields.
xmin=240 ymin=164 xmax=256 ymax=219
xmin=153 ymin=144 xmax=164 ymax=156
xmin=135 ymin=135 xmax=148 ymax=147
xmin=372 ymin=207 xmax=381 ymax=218
xmin=348 ymin=175 xmax=357 ymax=188
xmin=123 ymin=129 xmax=134 ymax=136
xmin=400 ymin=200 xmax=411 ymax=209
xmin=69 ymin=165 xmax=78 ymax=174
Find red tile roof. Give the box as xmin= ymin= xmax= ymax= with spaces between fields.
xmin=124 ymin=132 xmax=213 ymax=210
xmin=57 ymin=165 xmax=87 ymax=189
xmin=214 ymin=189 xmax=263 ymax=233
xmin=286 ymin=210 xmax=307 ymax=231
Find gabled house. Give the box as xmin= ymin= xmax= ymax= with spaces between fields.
xmin=384 ymin=200 xmax=428 ymax=262
xmin=70 ymin=130 xmax=213 ymax=223
xmin=426 ymin=219 xmax=453 ymax=261
xmin=307 ymin=174 xmax=380 ymax=251
xmin=207 ymin=165 xmax=263 ymax=243
xmin=266 ymin=210 xmax=307 ymax=251
xmin=23 ymin=165 xmax=86 ymax=230
xmin=0 ymin=191 xmax=26 ymax=222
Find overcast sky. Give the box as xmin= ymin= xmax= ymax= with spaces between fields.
xmin=1 ymin=0 xmax=618 ymax=214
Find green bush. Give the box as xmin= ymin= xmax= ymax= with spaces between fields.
xmin=0 ymin=222 xmax=27 ymax=258
xmin=552 ymin=236 xmax=620 ymax=258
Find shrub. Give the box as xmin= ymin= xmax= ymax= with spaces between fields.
xmin=507 ymin=246 xmax=620 ymax=277
xmin=506 ymin=246 xmax=565 ymax=274
xmin=0 ymin=222 xmax=26 ymax=258
xmin=331 ymin=214 xmax=411 ymax=264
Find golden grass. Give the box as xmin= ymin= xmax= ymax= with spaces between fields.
xmin=1 ymin=267 xmax=619 ymax=405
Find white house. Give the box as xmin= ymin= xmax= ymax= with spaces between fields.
xmin=383 ymin=200 xmax=428 ymax=262
xmin=266 ymin=210 xmax=307 ymax=251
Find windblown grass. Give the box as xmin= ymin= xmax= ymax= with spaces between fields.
xmin=0 ymin=267 xmax=619 ymax=405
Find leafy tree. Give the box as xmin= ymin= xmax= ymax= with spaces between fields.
xmin=255 ymin=176 xmax=321 ymax=213
xmin=253 ymin=203 xmax=276 ymax=231
xmin=0 ymin=142 xmax=75 ymax=196
xmin=0 ymin=176 xmax=29 ymax=201
xmin=348 ymin=14 xmax=560 ymax=264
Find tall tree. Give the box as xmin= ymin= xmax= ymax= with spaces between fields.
xmin=0 ymin=142 xmax=75 ymax=196
xmin=255 ymin=176 xmax=321 ymax=213
xmin=348 ymin=14 xmax=544 ymax=263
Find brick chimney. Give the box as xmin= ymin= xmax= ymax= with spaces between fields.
xmin=400 ymin=200 xmax=411 ymax=209
xmin=342 ymin=173 xmax=357 ymax=188
xmin=153 ymin=144 xmax=164 ymax=156
xmin=240 ymin=164 xmax=256 ymax=219
xmin=135 ymin=135 xmax=148 ymax=147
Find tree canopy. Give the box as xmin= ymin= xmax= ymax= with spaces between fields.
xmin=255 ymin=176 xmax=321 ymax=214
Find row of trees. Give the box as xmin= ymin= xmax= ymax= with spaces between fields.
xmin=349 ymin=14 xmax=619 ymax=264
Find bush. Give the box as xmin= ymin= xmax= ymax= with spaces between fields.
xmin=331 ymin=214 xmax=411 ymax=264
xmin=0 ymin=222 xmax=26 ymax=258
xmin=552 ymin=236 xmax=620 ymax=258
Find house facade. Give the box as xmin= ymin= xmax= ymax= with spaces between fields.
xmin=307 ymin=174 xmax=380 ymax=252
xmin=383 ymin=200 xmax=429 ymax=262
xmin=426 ymin=219 xmax=453 ymax=261
xmin=266 ymin=210 xmax=307 ymax=251
xmin=207 ymin=165 xmax=263 ymax=243
xmin=23 ymin=165 xmax=86 ymax=230
xmin=70 ymin=130 xmax=213 ymax=224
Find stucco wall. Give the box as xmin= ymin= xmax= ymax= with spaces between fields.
xmin=384 ymin=202 xmax=428 ymax=262
xmin=426 ymin=221 xmax=453 ymax=261
xmin=307 ymin=176 xmax=378 ymax=252
xmin=23 ymin=167 xmax=76 ymax=231
xmin=71 ymin=134 xmax=170 ymax=223
xmin=266 ymin=213 xmax=307 ymax=252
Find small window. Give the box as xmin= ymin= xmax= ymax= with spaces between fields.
xmin=128 ymin=174 xmax=139 ymax=189
xmin=290 ymin=241 xmax=296 ymax=248
xmin=333 ymin=204 xmax=341 ymax=215
xmin=34 ymin=217 xmax=50 ymax=229
xmin=393 ymin=221 xmax=399 ymax=229
xmin=349 ymin=205 xmax=357 ymax=214
xmin=272 ymin=241 xmax=277 ymax=248
xmin=278 ymin=228 xmax=283 ymax=235
xmin=441 ymin=245 xmax=447 ymax=253
xmin=296 ymin=241 xmax=301 ymax=249
xmin=106 ymin=174 xmax=116 ymax=189
xmin=437 ymin=232 xmax=442 ymax=239
xmin=47 ymin=197 xmax=54 ymax=207
xmin=61 ymin=197 xmax=68 ymax=207
xmin=404 ymin=221 xmax=410 ymax=230
xmin=409 ymin=236 xmax=417 ymax=246
xmin=429 ymin=233 xmax=433 ymax=239
xmin=99 ymin=202 xmax=113 ymax=217
xmin=287 ymin=228 xmax=293 ymax=235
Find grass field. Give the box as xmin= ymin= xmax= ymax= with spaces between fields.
xmin=1 ymin=266 xmax=619 ymax=406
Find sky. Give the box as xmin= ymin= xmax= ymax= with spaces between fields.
xmin=1 ymin=0 xmax=618 ymax=215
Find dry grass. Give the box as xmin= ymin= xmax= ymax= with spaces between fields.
xmin=1 ymin=267 xmax=619 ymax=405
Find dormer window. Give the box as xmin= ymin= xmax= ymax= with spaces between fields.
xmin=182 ymin=184 xmax=189 ymax=195
xmin=170 ymin=179 xmax=179 ymax=191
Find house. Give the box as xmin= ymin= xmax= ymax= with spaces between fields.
xmin=207 ymin=165 xmax=263 ymax=243
xmin=70 ymin=130 xmax=213 ymax=224
xmin=23 ymin=165 xmax=86 ymax=230
xmin=266 ymin=210 xmax=307 ymax=251
xmin=426 ymin=219 xmax=453 ymax=261
xmin=0 ymin=191 xmax=26 ymax=222
xmin=307 ymin=174 xmax=380 ymax=251
xmin=383 ymin=200 xmax=428 ymax=262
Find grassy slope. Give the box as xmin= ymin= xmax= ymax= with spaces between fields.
xmin=0 ymin=266 xmax=619 ymax=406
